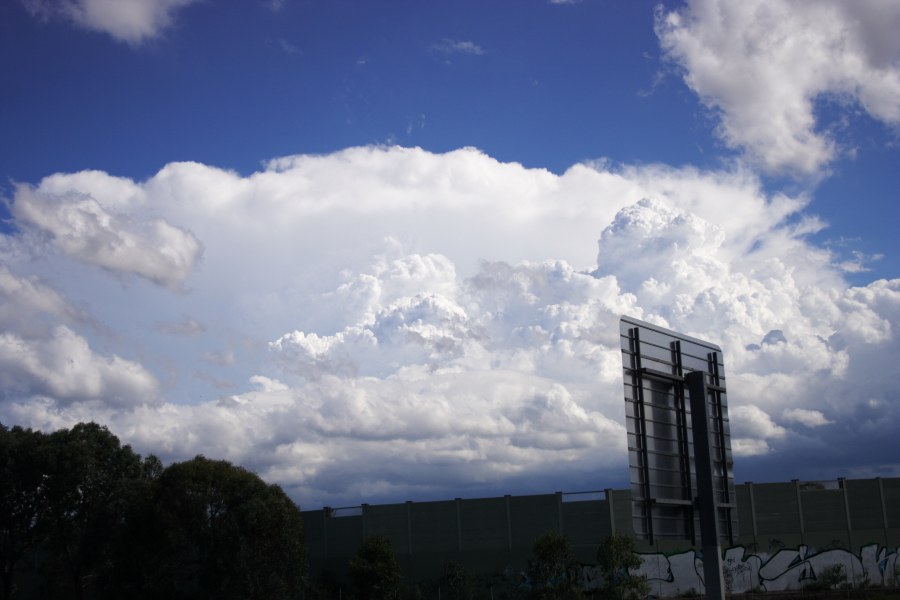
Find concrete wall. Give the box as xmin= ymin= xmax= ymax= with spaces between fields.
xmin=302 ymin=477 xmax=900 ymax=594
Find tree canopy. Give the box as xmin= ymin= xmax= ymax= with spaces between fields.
xmin=596 ymin=533 xmax=648 ymax=600
xmin=348 ymin=534 xmax=404 ymax=600
xmin=0 ymin=422 xmax=306 ymax=600
xmin=526 ymin=531 xmax=584 ymax=600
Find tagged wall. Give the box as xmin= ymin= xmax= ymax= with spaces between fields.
xmin=592 ymin=544 xmax=900 ymax=595
xmin=302 ymin=477 xmax=900 ymax=595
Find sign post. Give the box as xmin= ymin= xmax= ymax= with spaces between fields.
xmin=686 ymin=370 xmax=726 ymax=600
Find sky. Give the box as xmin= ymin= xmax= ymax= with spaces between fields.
xmin=1 ymin=0 xmax=899 ymax=509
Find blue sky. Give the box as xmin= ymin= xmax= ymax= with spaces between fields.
xmin=2 ymin=2 xmax=693 ymax=175
xmin=3 ymin=1 xmax=895 ymax=279
xmin=1 ymin=0 xmax=899 ymax=508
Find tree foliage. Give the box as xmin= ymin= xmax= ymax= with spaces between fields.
xmin=439 ymin=560 xmax=476 ymax=600
xmin=596 ymin=533 xmax=648 ymax=600
xmin=348 ymin=534 xmax=404 ymax=600
xmin=0 ymin=424 xmax=51 ymax=600
xmin=0 ymin=422 xmax=306 ymax=600
xmin=151 ymin=456 xmax=307 ymax=599
xmin=0 ymin=422 xmax=142 ymax=599
xmin=526 ymin=531 xmax=584 ymax=600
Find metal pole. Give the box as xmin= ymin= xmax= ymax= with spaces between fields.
xmin=686 ymin=370 xmax=725 ymax=600
xmin=605 ymin=488 xmax=616 ymax=534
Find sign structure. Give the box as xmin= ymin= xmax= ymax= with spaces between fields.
xmin=619 ymin=316 xmax=737 ymax=546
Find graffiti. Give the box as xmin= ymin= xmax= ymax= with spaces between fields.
xmin=580 ymin=565 xmax=602 ymax=590
xmin=607 ymin=544 xmax=900 ymax=597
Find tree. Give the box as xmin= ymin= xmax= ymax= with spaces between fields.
xmin=596 ymin=533 xmax=648 ymax=600
xmin=348 ymin=534 xmax=404 ymax=600
xmin=0 ymin=424 xmax=53 ymax=600
xmin=41 ymin=422 xmax=143 ymax=599
xmin=138 ymin=455 xmax=307 ymax=600
xmin=0 ymin=422 xmax=143 ymax=600
xmin=526 ymin=532 xmax=584 ymax=600
xmin=100 ymin=454 xmax=171 ymax=599
xmin=439 ymin=561 xmax=476 ymax=600
xmin=0 ymin=424 xmax=307 ymax=599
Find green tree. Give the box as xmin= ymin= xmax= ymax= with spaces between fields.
xmin=1 ymin=423 xmax=161 ymax=599
xmin=348 ymin=534 xmax=404 ymax=600
xmin=41 ymin=422 xmax=143 ymax=599
xmin=479 ymin=567 xmax=528 ymax=600
xmin=439 ymin=560 xmax=476 ymax=600
xmin=0 ymin=424 xmax=307 ymax=600
xmin=526 ymin=532 xmax=584 ymax=600
xmin=0 ymin=422 xmax=145 ymax=600
xmin=0 ymin=424 xmax=53 ymax=600
xmin=100 ymin=454 xmax=170 ymax=599
xmin=596 ymin=533 xmax=648 ymax=600
xmin=141 ymin=455 xmax=307 ymax=600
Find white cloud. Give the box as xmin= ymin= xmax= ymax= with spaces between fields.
xmin=12 ymin=175 xmax=202 ymax=290
xmin=202 ymin=349 xmax=235 ymax=366
xmin=268 ymin=37 xmax=299 ymax=56
xmin=430 ymin=39 xmax=485 ymax=56
xmin=0 ymin=264 xmax=158 ymax=408
xmin=732 ymin=438 xmax=770 ymax=458
xmin=656 ymin=0 xmax=900 ymax=175
xmin=19 ymin=0 xmax=200 ymax=45
xmin=729 ymin=404 xmax=787 ymax=458
xmin=0 ymin=264 xmax=80 ymax=332
xmin=158 ymin=316 xmax=205 ymax=337
xmin=2 ymin=146 xmax=899 ymax=504
xmin=836 ymin=250 xmax=884 ymax=274
xmin=0 ymin=326 xmax=159 ymax=406
xmin=731 ymin=405 xmax=787 ymax=440
xmin=782 ymin=408 xmax=833 ymax=427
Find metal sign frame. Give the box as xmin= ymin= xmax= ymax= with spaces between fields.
xmin=619 ymin=316 xmax=737 ymax=550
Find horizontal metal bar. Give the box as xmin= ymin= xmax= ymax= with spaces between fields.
xmin=640 ymin=367 xmax=685 ymax=383
xmin=649 ymin=497 xmax=695 ymax=507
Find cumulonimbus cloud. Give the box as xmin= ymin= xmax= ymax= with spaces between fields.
xmin=1 ymin=146 xmax=898 ymax=506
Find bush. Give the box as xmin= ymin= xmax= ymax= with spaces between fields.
xmin=439 ymin=561 xmax=477 ymax=600
xmin=526 ymin=531 xmax=585 ymax=600
xmin=804 ymin=564 xmax=848 ymax=591
xmin=596 ymin=533 xmax=648 ymax=600
xmin=349 ymin=534 xmax=404 ymax=600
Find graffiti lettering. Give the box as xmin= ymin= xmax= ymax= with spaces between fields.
xmin=601 ymin=544 xmax=900 ymax=596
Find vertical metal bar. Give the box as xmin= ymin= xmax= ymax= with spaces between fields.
xmin=556 ymin=491 xmax=564 ymax=533
xmin=631 ymin=327 xmax=654 ymax=543
xmin=877 ymin=478 xmax=889 ymax=535
xmin=323 ymin=507 xmax=329 ymax=559
xmin=793 ymin=480 xmax=805 ymax=542
xmin=839 ymin=478 xmax=852 ymax=532
xmin=687 ymin=370 xmax=725 ymax=600
xmin=361 ymin=503 xmax=369 ymax=539
xmin=505 ymin=495 xmax=512 ymax=553
xmin=746 ymin=483 xmax=758 ymax=540
xmin=406 ymin=500 xmax=413 ymax=556
xmin=708 ymin=352 xmax=733 ymax=543
xmin=672 ymin=340 xmax=695 ymax=544
xmin=605 ymin=488 xmax=616 ymax=535
xmin=456 ymin=498 xmax=463 ymax=553
xmin=840 ymin=478 xmax=854 ymax=556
